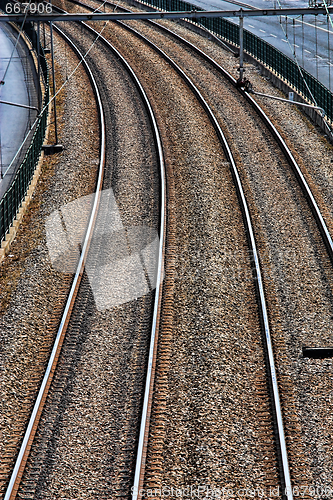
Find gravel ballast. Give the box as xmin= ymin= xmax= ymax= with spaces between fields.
xmin=2 ymin=5 xmax=333 ymax=499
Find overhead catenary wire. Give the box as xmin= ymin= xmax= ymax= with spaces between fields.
xmin=276 ymin=0 xmax=317 ymax=104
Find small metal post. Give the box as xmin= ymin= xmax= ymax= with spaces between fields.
xmin=239 ymin=12 xmax=244 ymax=80
xmin=50 ymin=21 xmax=59 ymax=145
xmin=302 ymin=14 xmax=304 ymax=68
xmin=37 ymin=21 xmax=41 ymax=109
xmin=315 ymin=14 xmax=318 ymax=79
xmin=328 ymin=15 xmax=331 ymax=90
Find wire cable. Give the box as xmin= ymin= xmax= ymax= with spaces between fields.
xmin=323 ymin=0 xmax=333 ymax=29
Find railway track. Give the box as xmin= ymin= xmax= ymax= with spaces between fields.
xmin=3 ymin=22 xmax=107 ymax=500
xmin=0 ymin=17 xmax=101 ymax=498
xmin=69 ymin=3 xmax=333 ymax=497
xmin=2 ymin=2 xmax=333 ymax=499
xmin=3 ymin=10 xmax=164 ymax=500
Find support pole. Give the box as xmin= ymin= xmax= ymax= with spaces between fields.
xmin=50 ymin=21 xmax=59 ymax=145
xmin=328 ymin=14 xmax=331 ymax=90
xmin=239 ymin=12 xmax=244 ymax=80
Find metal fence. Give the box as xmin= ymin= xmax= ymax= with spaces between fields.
xmin=140 ymin=0 xmax=333 ymax=124
xmin=0 ymin=21 xmax=49 ymax=244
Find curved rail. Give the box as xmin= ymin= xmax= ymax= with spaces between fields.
xmin=82 ymin=25 xmax=166 ymax=500
xmin=102 ymin=19 xmax=294 ymax=500
xmin=46 ymin=7 xmax=167 ymax=495
xmin=79 ymin=0 xmax=333 ymax=266
xmin=147 ymin=17 xmax=333 ymax=265
xmin=3 ymin=24 xmax=107 ymax=500
xmin=59 ymin=4 xmax=333 ymax=497
xmin=86 ymin=14 xmax=291 ymax=500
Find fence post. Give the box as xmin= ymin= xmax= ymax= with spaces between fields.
xmin=238 ymin=12 xmax=244 ymax=80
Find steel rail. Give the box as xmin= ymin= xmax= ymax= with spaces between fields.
xmin=4 ymin=3 xmax=167 ymax=499
xmin=2 ymin=6 xmax=333 ymax=22
xmin=89 ymin=0 xmax=333 ymax=266
xmin=45 ymin=3 xmax=167 ymax=494
xmin=117 ymin=15 xmax=333 ymax=499
xmin=141 ymin=16 xmax=333 ymax=265
xmin=87 ymin=13 xmax=292 ymax=500
xmin=3 ymin=24 xmax=106 ymax=500
xmin=57 ymin=0 xmax=294 ymax=495
xmin=66 ymin=2 xmax=333 ymax=496
xmin=82 ymin=28 xmax=166 ymax=500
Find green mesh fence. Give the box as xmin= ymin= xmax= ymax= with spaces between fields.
xmin=0 ymin=21 xmax=49 ymax=244
xmin=140 ymin=0 xmax=333 ymax=123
